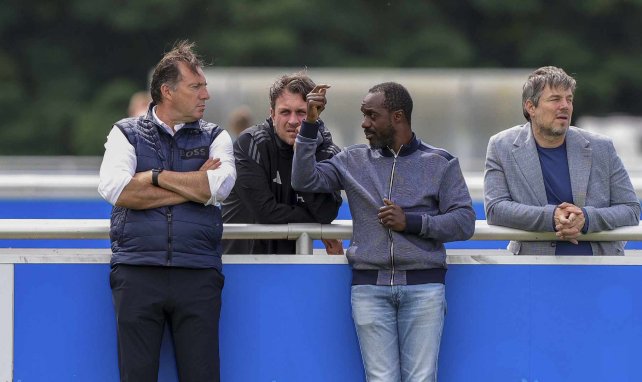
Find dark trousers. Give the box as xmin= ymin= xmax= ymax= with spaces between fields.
xmin=110 ymin=264 xmax=224 ymax=382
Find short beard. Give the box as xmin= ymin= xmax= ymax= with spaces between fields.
xmin=369 ymin=124 xmax=395 ymax=150
xmin=533 ymin=116 xmax=568 ymax=139
xmin=548 ymin=125 xmax=567 ymax=137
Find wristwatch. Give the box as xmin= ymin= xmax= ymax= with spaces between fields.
xmin=151 ymin=168 xmax=163 ymax=187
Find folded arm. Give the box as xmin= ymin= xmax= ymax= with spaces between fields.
xmin=115 ymin=175 xmax=189 ymax=209
xmin=116 ymin=157 xmax=217 ymax=209
xmin=99 ymin=127 xmax=236 ymax=210
xmin=98 ymin=126 xmax=187 ymax=210
xmin=150 ymin=158 xmax=219 ymax=204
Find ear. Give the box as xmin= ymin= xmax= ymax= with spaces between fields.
xmin=160 ymin=83 xmax=172 ymax=102
xmin=269 ymin=108 xmax=275 ymax=120
xmin=525 ymin=100 xmax=536 ymax=117
xmin=392 ymin=110 xmax=404 ymax=123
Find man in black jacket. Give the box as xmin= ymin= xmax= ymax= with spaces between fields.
xmin=222 ymin=72 xmax=343 ymax=254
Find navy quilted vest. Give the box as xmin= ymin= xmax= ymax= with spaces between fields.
xmin=109 ymin=112 xmax=223 ymax=270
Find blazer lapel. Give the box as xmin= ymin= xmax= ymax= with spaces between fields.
xmin=511 ymin=124 xmax=548 ymax=206
xmin=566 ymin=127 xmax=591 ymax=207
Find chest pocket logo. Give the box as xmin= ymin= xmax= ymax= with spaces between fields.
xmin=180 ymin=146 xmax=209 ymax=160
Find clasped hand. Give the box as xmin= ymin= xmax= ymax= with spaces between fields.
xmin=554 ymin=202 xmax=585 ymax=244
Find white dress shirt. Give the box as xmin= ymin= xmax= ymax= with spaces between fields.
xmin=98 ymin=107 xmax=236 ymax=206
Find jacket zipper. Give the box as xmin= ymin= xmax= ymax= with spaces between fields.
xmin=387 ymin=146 xmax=401 ymax=286
xmin=166 ymin=137 xmax=174 ymax=266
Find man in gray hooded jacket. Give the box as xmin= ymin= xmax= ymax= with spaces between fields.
xmin=292 ymin=82 xmax=475 ymax=382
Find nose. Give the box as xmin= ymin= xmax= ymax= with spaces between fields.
xmin=200 ymin=87 xmax=210 ymax=100
xmin=560 ymin=98 xmax=571 ymax=110
xmin=288 ymin=113 xmax=300 ymax=126
xmin=361 ymin=117 xmax=370 ymax=130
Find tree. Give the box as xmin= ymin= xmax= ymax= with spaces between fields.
xmin=1 ymin=0 xmax=641 ymax=155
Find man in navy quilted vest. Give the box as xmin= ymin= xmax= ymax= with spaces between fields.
xmin=98 ymin=40 xmax=236 ymax=381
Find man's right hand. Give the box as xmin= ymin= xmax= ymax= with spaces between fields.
xmin=322 ymin=239 xmax=344 ymax=255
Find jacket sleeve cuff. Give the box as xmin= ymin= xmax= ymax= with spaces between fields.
xmin=300 ymin=120 xmax=320 ymax=139
xmin=581 ymin=207 xmax=589 ymax=234
xmin=404 ymin=213 xmax=423 ymax=235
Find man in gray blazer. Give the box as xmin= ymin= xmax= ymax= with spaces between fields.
xmin=484 ymin=66 xmax=640 ymax=255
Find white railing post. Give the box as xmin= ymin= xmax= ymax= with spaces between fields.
xmin=296 ymin=232 xmax=313 ymax=255
xmin=288 ymin=223 xmax=320 ymax=255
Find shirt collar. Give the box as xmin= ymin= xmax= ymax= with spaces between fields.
xmin=152 ymin=106 xmax=185 ymax=136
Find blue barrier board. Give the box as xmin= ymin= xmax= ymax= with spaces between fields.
xmin=13 ymin=263 xmax=642 ymax=381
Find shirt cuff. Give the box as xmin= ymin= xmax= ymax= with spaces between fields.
xmin=404 ymin=213 xmax=423 ymax=235
xmin=551 ymin=204 xmax=558 ymax=231
xmin=300 ymin=120 xmax=320 ymax=139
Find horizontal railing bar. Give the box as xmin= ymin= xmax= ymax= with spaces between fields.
xmin=6 ymin=174 xmax=642 ymax=200
xmin=1 ymin=219 xmax=642 ymax=241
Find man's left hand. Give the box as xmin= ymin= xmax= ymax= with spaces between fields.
xmin=305 ymin=85 xmax=330 ymax=123
xmin=200 ymin=157 xmax=221 ymax=171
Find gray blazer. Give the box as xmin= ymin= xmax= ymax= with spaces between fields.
xmin=484 ymin=123 xmax=640 ymax=255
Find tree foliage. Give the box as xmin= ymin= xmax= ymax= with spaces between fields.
xmin=1 ymin=0 xmax=641 ymax=155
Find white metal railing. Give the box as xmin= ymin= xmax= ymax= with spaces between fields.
xmin=1 ymin=219 xmax=642 ymax=255
xmin=6 ymin=173 xmax=642 ymax=200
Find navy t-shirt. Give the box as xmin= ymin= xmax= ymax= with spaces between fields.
xmin=536 ymin=141 xmax=593 ymax=256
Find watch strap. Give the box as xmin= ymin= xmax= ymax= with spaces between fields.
xmin=152 ymin=168 xmax=163 ymax=187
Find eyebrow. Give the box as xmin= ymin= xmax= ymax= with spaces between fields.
xmin=547 ymin=94 xmax=572 ymax=100
xmin=276 ymin=106 xmax=306 ymax=113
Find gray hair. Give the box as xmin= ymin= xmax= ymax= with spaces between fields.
xmin=522 ymin=66 xmax=576 ymax=121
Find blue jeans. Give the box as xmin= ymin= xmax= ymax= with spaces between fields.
xmin=351 ymin=283 xmax=446 ymax=382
